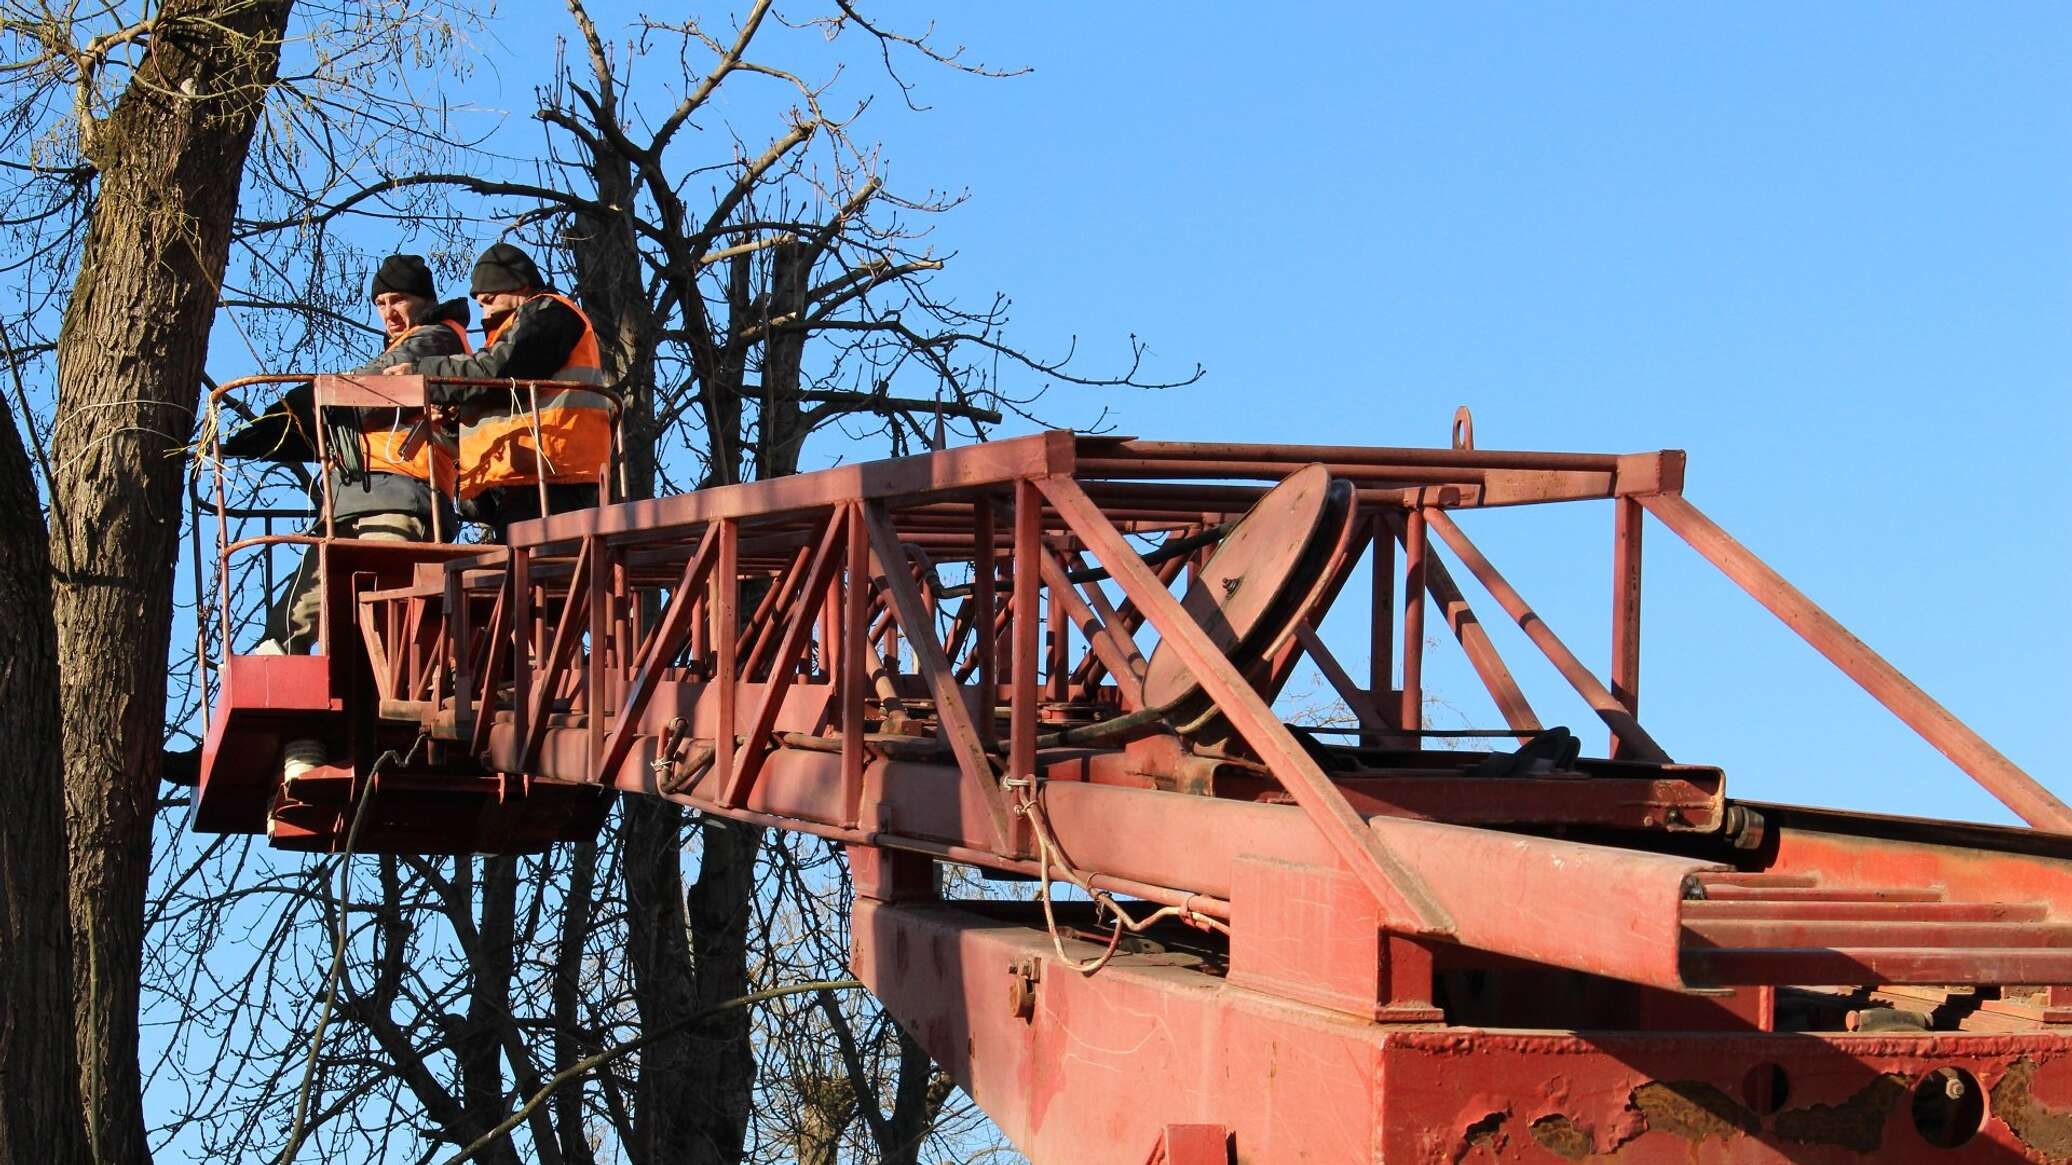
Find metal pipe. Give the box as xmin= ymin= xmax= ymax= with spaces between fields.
xmin=839 ymin=504 xmax=869 ymax=821
xmin=1039 ymin=475 xmax=1454 ymax=938
xmin=1011 ymin=480 xmax=1040 ymax=785
xmin=1383 ymin=512 xmax=1540 ymax=737
xmin=1291 ymin=623 xmax=1391 ymax=736
xmin=611 ymin=788 xmax=1240 ymax=921
xmin=1087 ymin=439 xmax=1623 ymax=472
xmin=1035 ymin=550 xmax=1145 ymax=711
xmin=1422 ymin=508 xmax=1671 ymax=763
xmin=1369 ymin=512 xmax=1394 ymax=741
xmin=1612 ymin=497 xmax=1644 ymax=759
xmin=973 ymin=503 xmax=997 ymax=743
xmin=1400 ymin=509 xmax=1427 ymax=732
xmin=1078 ymin=457 xmax=1501 ymax=484
xmin=713 ymin=519 xmax=739 ymax=796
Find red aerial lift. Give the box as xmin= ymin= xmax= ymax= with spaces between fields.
xmin=197 ymin=375 xmax=2072 ymax=1163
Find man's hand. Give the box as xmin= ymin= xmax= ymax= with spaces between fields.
xmin=380 ymin=362 xmax=415 ymax=377
xmin=426 ymin=403 xmax=459 ymax=427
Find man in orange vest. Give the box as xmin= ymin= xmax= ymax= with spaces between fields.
xmin=384 ymin=242 xmax=614 ymax=540
xmin=229 ymin=254 xmax=472 ymax=652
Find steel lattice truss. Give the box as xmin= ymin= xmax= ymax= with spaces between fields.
xmin=196 ymin=375 xmax=2072 ymax=1163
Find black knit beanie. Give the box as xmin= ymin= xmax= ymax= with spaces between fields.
xmin=369 ymin=254 xmax=436 ymax=301
xmin=470 ymin=243 xmax=544 ymax=295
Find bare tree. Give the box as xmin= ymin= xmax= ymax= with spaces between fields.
xmin=119 ymin=4 xmax=1192 ymax=1163
xmin=500 ymin=14 xmax=1187 ymax=1157
xmin=5 ymin=6 xmax=296 ymax=1162
xmin=0 ymin=3 xmax=482 ymax=1161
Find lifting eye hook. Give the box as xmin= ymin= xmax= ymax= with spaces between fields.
xmin=1451 ymin=405 xmax=1475 ymax=451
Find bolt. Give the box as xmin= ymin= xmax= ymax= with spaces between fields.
xmin=1007 ymin=959 xmax=1038 ymax=1022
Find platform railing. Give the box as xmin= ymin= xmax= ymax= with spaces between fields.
xmin=198 ymin=372 xmax=622 ymax=667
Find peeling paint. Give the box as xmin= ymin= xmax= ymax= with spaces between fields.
xmin=1772 ymin=1073 xmax=1907 ymax=1154
xmin=1527 ymin=1114 xmax=1592 ymax=1160
xmin=1993 ymin=1059 xmax=2072 ymax=1164
xmin=1454 ymin=1109 xmax=1507 ymax=1161
xmin=1630 ymin=1080 xmax=1759 ymax=1142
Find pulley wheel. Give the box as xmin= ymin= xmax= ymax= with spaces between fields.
xmin=1140 ymin=463 xmax=1353 ymax=728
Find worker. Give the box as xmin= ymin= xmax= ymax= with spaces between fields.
xmin=383 ymin=241 xmax=613 ymax=540
xmin=233 ymin=253 xmax=472 ymax=654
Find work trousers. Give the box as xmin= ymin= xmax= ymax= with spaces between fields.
xmin=263 ymin=511 xmax=428 ymax=653
xmin=460 ymin=483 xmax=600 ymax=544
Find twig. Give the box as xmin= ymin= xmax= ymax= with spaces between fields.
xmin=435 ymin=978 xmax=866 ymax=1165
xmin=276 ymin=733 xmax=428 ymax=1165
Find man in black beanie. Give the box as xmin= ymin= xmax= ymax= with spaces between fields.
xmin=385 ymin=241 xmax=613 ymax=540
xmin=232 ymin=253 xmax=474 ymax=654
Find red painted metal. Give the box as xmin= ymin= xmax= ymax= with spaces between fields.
xmin=190 ymin=399 xmax=2072 ymax=1162
xmin=1612 ymin=494 xmax=1644 ymax=759
xmin=1399 ymin=506 xmax=1427 ymax=733
xmin=1390 ymin=510 xmax=1540 ymax=737
xmin=1423 ymin=506 xmax=1672 ymax=763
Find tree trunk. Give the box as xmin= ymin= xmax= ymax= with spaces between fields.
xmin=881 ymin=1028 xmax=953 ymax=1165
xmin=460 ymin=855 xmax=521 ymax=1165
xmin=47 ymin=5 xmax=291 ymax=1163
xmin=550 ymin=841 xmax=600 ymax=1165
xmin=756 ymin=241 xmax=812 ymax=478
xmin=620 ymin=801 xmax=701 ymax=1162
xmin=0 ymin=399 xmax=92 ymax=1163
xmin=789 ymin=1069 xmax=854 ymax=1165
xmin=681 ymin=818 xmax=764 ymax=1165
xmin=565 ymin=154 xmax=657 ymax=502
xmin=567 ymin=145 xmax=704 ymax=1164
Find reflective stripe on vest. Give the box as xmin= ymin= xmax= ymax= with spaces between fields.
xmin=456 ymin=292 xmax=614 ymax=499
xmin=359 ymin=317 xmax=470 ymax=490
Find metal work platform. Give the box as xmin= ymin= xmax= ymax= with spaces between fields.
xmin=194 ymin=393 xmax=2072 ymax=1163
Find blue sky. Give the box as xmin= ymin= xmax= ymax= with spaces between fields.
xmin=155 ymin=4 xmax=2072 ymax=1158
xmin=787 ymin=3 xmax=2071 ymax=825
xmin=283 ymin=1 xmax=2070 ymax=822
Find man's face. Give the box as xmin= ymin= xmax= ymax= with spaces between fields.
xmin=374 ymin=292 xmax=428 ymax=340
xmin=475 ymin=290 xmax=529 ymax=331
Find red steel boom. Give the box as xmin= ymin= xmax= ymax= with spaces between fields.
xmin=196 ymin=376 xmax=2072 ymax=1162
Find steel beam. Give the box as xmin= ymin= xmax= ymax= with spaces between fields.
xmin=1039 ymin=474 xmax=1454 ymax=938
xmin=1642 ymin=492 xmax=2072 ymax=834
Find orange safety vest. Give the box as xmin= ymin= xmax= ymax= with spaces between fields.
xmin=454 ymin=292 xmax=614 ymax=499
xmin=358 ymin=318 xmax=470 ymax=493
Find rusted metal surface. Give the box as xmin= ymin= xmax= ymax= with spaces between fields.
xmin=855 ymin=895 xmax=2072 ymax=1163
xmin=1138 ymin=463 xmax=1342 ymax=711
xmin=191 ymin=413 xmax=2072 ymax=1161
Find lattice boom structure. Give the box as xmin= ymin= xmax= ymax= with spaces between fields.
xmin=197 ymin=380 xmax=2072 ymax=1162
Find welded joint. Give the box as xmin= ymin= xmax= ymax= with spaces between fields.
xmin=1614 ymin=450 xmax=1686 ymax=496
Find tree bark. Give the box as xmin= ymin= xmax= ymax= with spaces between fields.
xmin=620 ymin=801 xmax=701 ymax=1162
xmin=460 ymin=855 xmax=522 ymax=1165
xmin=0 ymin=399 xmax=92 ymax=1163
xmin=46 ymin=5 xmax=291 ymax=1163
xmin=882 ymin=1027 xmax=953 ymax=1165
xmin=565 ymin=149 xmax=657 ymax=502
xmin=681 ymin=818 xmax=764 ymax=1165
xmin=789 ymin=1068 xmax=854 ymax=1165
xmin=550 ymin=841 xmax=600 ymax=1165
xmin=567 ymin=133 xmax=709 ymax=1165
